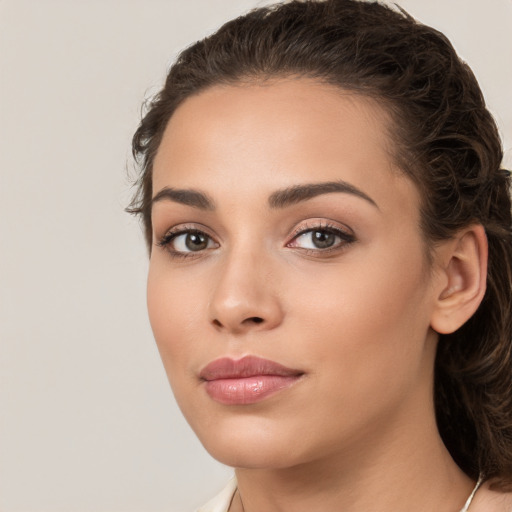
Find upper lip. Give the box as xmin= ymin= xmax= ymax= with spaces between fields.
xmin=199 ymin=355 xmax=304 ymax=381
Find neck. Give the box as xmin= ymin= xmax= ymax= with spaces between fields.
xmin=231 ymin=396 xmax=474 ymax=512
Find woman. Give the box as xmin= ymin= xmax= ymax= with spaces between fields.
xmin=128 ymin=0 xmax=512 ymax=510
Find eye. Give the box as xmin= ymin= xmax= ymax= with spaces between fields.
xmin=297 ymin=229 xmax=337 ymax=249
xmin=288 ymin=224 xmax=355 ymax=252
xmin=157 ymin=228 xmax=218 ymax=257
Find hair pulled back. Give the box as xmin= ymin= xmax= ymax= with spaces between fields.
xmin=128 ymin=0 xmax=512 ymax=488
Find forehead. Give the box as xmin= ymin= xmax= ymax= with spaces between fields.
xmin=152 ymin=78 xmax=418 ymax=217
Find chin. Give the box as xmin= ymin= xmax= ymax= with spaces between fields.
xmin=190 ymin=414 xmax=308 ymax=469
xmin=203 ymin=439 xmax=301 ymax=470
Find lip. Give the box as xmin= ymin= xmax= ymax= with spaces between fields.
xmin=199 ymin=356 xmax=304 ymax=405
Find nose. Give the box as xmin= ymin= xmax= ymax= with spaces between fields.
xmin=208 ymin=248 xmax=284 ymax=335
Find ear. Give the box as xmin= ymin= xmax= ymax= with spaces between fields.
xmin=430 ymin=225 xmax=488 ymax=335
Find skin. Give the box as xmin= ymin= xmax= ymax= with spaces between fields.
xmin=148 ymin=78 xmax=489 ymax=511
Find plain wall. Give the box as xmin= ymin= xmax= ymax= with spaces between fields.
xmin=0 ymin=1 xmax=510 ymax=511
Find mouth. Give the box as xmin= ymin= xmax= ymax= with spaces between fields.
xmin=199 ymin=355 xmax=304 ymax=405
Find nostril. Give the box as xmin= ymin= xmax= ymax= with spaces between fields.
xmin=211 ymin=316 xmax=266 ymax=329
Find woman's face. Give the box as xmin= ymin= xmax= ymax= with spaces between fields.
xmin=148 ymin=79 xmax=442 ymax=469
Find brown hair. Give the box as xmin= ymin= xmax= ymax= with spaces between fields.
xmin=128 ymin=0 xmax=512 ymax=488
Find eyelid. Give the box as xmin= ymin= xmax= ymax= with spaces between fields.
xmin=156 ymin=222 xmax=215 ymax=242
xmin=289 ymin=219 xmax=354 ymax=240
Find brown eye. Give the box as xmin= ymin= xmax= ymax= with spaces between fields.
xmin=184 ymin=232 xmax=209 ymax=251
xmin=288 ymin=225 xmax=355 ymax=253
xmin=158 ymin=228 xmax=218 ymax=256
xmin=310 ymin=230 xmax=336 ymax=249
xmin=294 ymin=229 xmax=338 ymax=249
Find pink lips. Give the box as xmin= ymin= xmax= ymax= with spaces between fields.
xmin=199 ymin=356 xmax=304 ymax=405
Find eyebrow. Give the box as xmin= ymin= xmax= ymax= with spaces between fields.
xmin=151 ymin=180 xmax=378 ymax=211
xmin=268 ymin=180 xmax=379 ymax=209
xmin=151 ymin=187 xmax=215 ymax=210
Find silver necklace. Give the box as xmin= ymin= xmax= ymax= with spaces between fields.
xmin=459 ymin=475 xmax=483 ymax=512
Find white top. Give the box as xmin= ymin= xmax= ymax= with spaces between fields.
xmin=196 ymin=478 xmax=237 ymax=512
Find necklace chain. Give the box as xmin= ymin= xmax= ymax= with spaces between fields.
xmin=459 ymin=475 xmax=483 ymax=512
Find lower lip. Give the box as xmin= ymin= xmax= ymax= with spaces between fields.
xmin=204 ymin=375 xmax=301 ymax=405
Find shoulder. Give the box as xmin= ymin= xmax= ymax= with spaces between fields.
xmin=470 ymin=480 xmax=512 ymax=512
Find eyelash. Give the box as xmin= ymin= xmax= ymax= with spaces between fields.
xmin=156 ymin=222 xmax=355 ymax=259
xmin=287 ymin=222 xmax=356 ymax=255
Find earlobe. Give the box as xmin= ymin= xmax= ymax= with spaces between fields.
xmin=430 ymin=225 xmax=488 ymax=335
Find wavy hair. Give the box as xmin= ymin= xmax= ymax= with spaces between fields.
xmin=128 ymin=0 xmax=512 ymax=488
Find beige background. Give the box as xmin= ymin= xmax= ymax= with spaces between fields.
xmin=0 ymin=1 xmax=510 ymax=511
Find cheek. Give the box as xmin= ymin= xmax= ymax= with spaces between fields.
xmin=272 ymin=252 xmax=433 ymax=452
xmin=146 ymin=261 xmax=206 ymax=370
xmin=287 ymin=244 xmax=432 ymax=387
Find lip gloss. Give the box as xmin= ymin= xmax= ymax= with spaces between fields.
xmin=199 ymin=356 xmax=303 ymax=405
